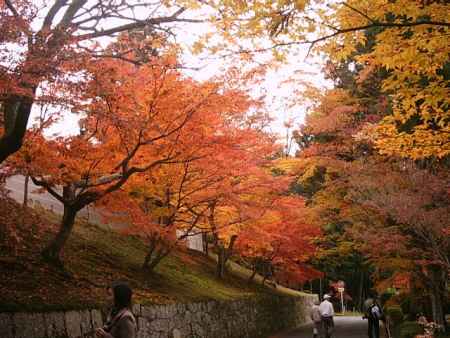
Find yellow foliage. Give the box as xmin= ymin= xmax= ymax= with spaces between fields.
xmin=214 ymin=0 xmax=449 ymax=159
xmin=323 ymin=1 xmax=450 ymax=159
xmin=272 ymin=157 xmax=305 ymax=174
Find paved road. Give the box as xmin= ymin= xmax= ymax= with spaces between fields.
xmin=271 ymin=316 xmax=386 ymax=338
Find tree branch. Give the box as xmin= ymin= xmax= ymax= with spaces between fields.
xmin=42 ymin=0 xmax=68 ymax=29
xmin=30 ymin=176 xmax=65 ymax=204
xmin=75 ymin=7 xmax=202 ymax=41
xmin=4 ymin=0 xmax=19 ymax=17
xmin=235 ymin=20 xmax=450 ymax=56
xmin=340 ymin=2 xmax=376 ymax=23
xmin=74 ymin=172 xmax=123 ymax=189
xmin=58 ymin=0 xmax=88 ymax=28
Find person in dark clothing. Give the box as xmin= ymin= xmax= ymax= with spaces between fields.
xmin=363 ymin=294 xmax=383 ymax=338
xmin=96 ymin=282 xmax=136 ymax=338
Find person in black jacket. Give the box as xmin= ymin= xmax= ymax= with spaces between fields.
xmin=363 ymin=293 xmax=383 ymax=338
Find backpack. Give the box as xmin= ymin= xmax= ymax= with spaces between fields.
xmin=369 ymin=303 xmax=382 ymax=320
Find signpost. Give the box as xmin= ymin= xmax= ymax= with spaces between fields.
xmin=337 ymin=280 xmax=345 ymax=314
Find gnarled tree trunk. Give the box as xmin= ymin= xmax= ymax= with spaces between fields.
xmin=41 ymin=204 xmax=77 ymax=267
xmin=0 ymin=93 xmax=35 ymax=164
xmin=41 ymin=184 xmax=81 ymax=267
xmin=142 ymin=234 xmax=172 ymax=273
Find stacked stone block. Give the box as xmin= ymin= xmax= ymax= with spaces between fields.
xmin=0 ymin=294 xmax=316 ymax=338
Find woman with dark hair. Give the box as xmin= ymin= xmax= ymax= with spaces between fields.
xmin=95 ymin=282 xmax=136 ymax=338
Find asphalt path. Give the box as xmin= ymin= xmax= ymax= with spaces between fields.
xmin=270 ymin=316 xmax=387 ymax=338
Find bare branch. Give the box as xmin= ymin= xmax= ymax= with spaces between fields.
xmin=42 ymin=0 xmax=68 ymax=29
xmin=305 ymin=16 xmax=339 ymax=32
xmin=74 ymin=173 xmax=123 ymax=189
xmin=58 ymin=0 xmax=88 ymax=28
xmin=4 ymin=0 xmax=19 ymax=17
xmin=30 ymin=176 xmax=65 ymax=204
xmin=75 ymin=7 xmax=203 ymax=41
xmin=235 ymin=19 xmax=450 ymax=57
xmin=4 ymin=0 xmax=33 ymax=37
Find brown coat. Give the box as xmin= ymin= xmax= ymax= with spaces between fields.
xmin=103 ymin=309 xmax=136 ymax=338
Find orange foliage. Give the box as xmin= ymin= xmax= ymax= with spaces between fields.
xmin=236 ymin=196 xmax=321 ymax=284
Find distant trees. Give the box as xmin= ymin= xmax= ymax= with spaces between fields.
xmin=285 ymin=3 xmax=449 ymax=323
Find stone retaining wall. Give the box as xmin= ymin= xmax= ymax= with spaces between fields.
xmin=0 ymin=294 xmax=316 ymax=338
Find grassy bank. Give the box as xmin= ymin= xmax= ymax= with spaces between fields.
xmin=0 ymin=197 xmax=268 ymax=313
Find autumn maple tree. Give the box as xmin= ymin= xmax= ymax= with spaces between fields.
xmin=1 ymin=1 xmax=448 ymax=323
xmin=1 ymin=0 xmax=204 ymax=163
xmin=205 ymin=166 xmax=288 ymax=279
xmin=99 ymin=163 xmax=210 ymax=273
xmin=345 ymin=163 xmax=449 ymax=326
xmin=0 ymin=0 xmax=281 ymax=164
xmin=10 ymin=50 xmax=259 ymax=267
xmin=98 ymin=98 xmax=277 ymax=274
xmin=1 ymin=0 xmax=448 ymax=163
xmin=236 ymin=195 xmax=321 ymax=286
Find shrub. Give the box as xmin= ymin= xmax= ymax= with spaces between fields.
xmin=386 ymin=305 xmax=404 ymax=327
xmin=399 ymin=293 xmax=426 ymax=320
xmin=397 ymin=321 xmax=423 ymax=338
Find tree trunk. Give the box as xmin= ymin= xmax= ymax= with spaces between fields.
xmin=142 ymin=234 xmax=172 ymax=273
xmin=0 ymin=94 xmax=35 ymax=164
xmin=147 ymin=249 xmax=170 ymax=272
xmin=216 ymin=235 xmax=238 ymax=279
xmin=430 ymin=291 xmax=444 ymax=328
xmin=41 ymin=205 xmax=77 ymax=267
xmin=41 ymin=184 xmax=81 ymax=267
xmin=319 ymin=277 xmax=323 ymax=300
xmin=143 ymin=248 xmax=170 ymax=273
xmin=202 ymin=232 xmax=208 ymax=254
xmin=358 ymin=270 xmax=364 ymax=312
xmin=142 ymin=248 xmax=155 ymax=270
xmin=429 ymin=265 xmax=445 ymax=329
xmin=23 ymin=174 xmax=29 ymax=209
xmin=20 ymin=174 xmax=30 ymax=227
xmin=217 ymin=245 xmax=226 ymax=278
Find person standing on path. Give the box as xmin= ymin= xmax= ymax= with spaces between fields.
xmin=363 ymin=293 xmax=374 ymax=319
xmin=319 ymin=294 xmax=335 ymax=338
xmin=96 ymin=282 xmax=137 ymax=338
xmin=368 ymin=297 xmax=383 ymax=338
xmin=310 ymin=299 xmax=323 ymax=338
xmin=363 ymin=294 xmax=383 ymax=338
